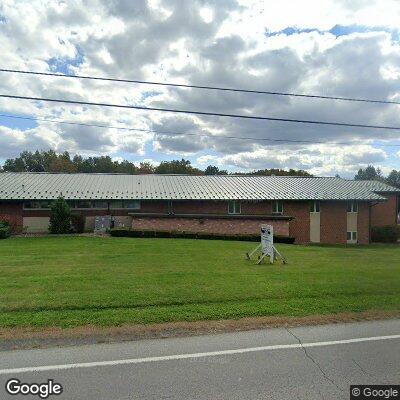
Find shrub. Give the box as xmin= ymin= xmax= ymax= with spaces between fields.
xmin=371 ymin=225 xmax=399 ymax=243
xmin=49 ymin=197 xmax=72 ymax=234
xmin=71 ymin=214 xmax=85 ymax=233
xmin=0 ymin=220 xmax=11 ymax=239
xmin=109 ymin=228 xmax=295 ymax=244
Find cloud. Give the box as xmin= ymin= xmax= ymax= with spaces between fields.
xmin=0 ymin=0 xmax=400 ymax=175
xmin=0 ymin=125 xmax=56 ymax=158
xmin=217 ymin=144 xmax=388 ymax=177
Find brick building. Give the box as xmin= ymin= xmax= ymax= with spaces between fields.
xmin=0 ymin=173 xmax=399 ymax=244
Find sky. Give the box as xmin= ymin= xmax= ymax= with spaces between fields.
xmin=0 ymin=0 xmax=400 ymax=177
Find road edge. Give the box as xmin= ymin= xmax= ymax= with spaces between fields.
xmin=1 ymin=310 xmax=399 ymax=351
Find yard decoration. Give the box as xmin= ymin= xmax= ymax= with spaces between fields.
xmin=246 ymin=224 xmax=287 ymax=264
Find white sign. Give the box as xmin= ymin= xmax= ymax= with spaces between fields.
xmin=246 ymin=224 xmax=286 ymax=264
xmin=261 ymin=224 xmax=274 ymax=262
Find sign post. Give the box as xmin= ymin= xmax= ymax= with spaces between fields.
xmin=246 ymin=224 xmax=287 ymax=264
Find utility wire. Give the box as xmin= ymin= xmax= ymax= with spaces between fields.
xmin=1 ymin=93 xmax=400 ymax=131
xmin=1 ymin=68 xmax=399 ymax=105
xmin=1 ymin=113 xmax=400 ymax=147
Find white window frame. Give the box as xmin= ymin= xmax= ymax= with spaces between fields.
xmin=310 ymin=201 xmax=320 ymax=213
xmin=347 ymin=201 xmax=358 ymax=213
xmin=228 ymin=200 xmax=241 ymax=214
xmin=272 ymin=200 xmax=283 ymax=215
xmin=347 ymin=231 xmax=357 ymax=243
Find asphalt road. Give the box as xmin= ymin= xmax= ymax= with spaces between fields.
xmin=0 ymin=319 xmax=399 ymax=400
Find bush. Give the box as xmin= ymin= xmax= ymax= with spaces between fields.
xmin=371 ymin=225 xmax=399 ymax=243
xmin=0 ymin=220 xmax=11 ymax=239
xmin=49 ymin=197 xmax=72 ymax=234
xmin=109 ymin=228 xmax=295 ymax=244
xmin=71 ymin=214 xmax=85 ymax=233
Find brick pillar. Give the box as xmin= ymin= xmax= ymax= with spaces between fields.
xmin=320 ymin=201 xmax=347 ymax=244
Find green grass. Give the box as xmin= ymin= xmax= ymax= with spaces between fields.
xmin=0 ymin=236 xmax=399 ymax=328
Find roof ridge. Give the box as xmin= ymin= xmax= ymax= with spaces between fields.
xmin=0 ymin=172 xmax=338 ymax=178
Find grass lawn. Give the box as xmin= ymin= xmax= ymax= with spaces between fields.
xmin=0 ymin=236 xmax=399 ymax=328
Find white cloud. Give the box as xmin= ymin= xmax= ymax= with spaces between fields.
xmin=0 ymin=0 xmax=400 ymax=175
xmin=217 ymin=144 xmax=388 ymax=177
xmin=197 ymin=155 xmax=219 ymax=165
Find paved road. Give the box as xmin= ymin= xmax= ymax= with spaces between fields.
xmin=0 ymin=319 xmax=399 ymax=399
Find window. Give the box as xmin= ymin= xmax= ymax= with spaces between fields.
xmin=310 ymin=201 xmax=320 ymax=213
xmin=109 ymin=200 xmax=124 ymax=209
xmin=23 ymin=201 xmax=51 ymax=209
xmin=93 ymin=201 xmax=108 ymax=209
xmin=347 ymin=201 xmax=358 ymax=213
xmin=228 ymin=201 xmax=241 ymax=214
xmin=109 ymin=200 xmax=141 ymax=209
xmin=125 ymin=200 xmax=141 ymax=210
xmin=75 ymin=200 xmax=92 ymax=209
xmin=272 ymin=200 xmax=283 ymax=214
xmin=347 ymin=231 xmax=357 ymax=242
xmin=167 ymin=200 xmax=173 ymax=215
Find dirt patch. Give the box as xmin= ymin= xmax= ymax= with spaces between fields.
xmin=1 ymin=310 xmax=399 ymax=351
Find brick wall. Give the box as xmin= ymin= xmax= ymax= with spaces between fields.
xmin=371 ymin=194 xmax=398 ymax=227
xmin=284 ymin=201 xmax=310 ymax=244
xmin=172 ymin=200 xmax=226 ymax=214
xmin=357 ymin=202 xmax=370 ymax=244
xmin=0 ymin=202 xmax=23 ymax=233
xmin=0 ymin=199 xmax=375 ymax=244
xmin=320 ymin=201 xmax=347 ymax=244
xmin=171 ymin=200 xmax=271 ymax=215
xmin=132 ymin=216 xmax=290 ymax=236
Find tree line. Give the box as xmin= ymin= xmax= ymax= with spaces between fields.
xmin=355 ymin=165 xmax=400 ymax=188
xmin=1 ymin=150 xmax=399 ymax=186
xmin=0 ymin=150 xmax=312 ymax=177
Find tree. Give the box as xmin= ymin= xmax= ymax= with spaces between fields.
xmin=204 ymin=165 xmax=228 ymax=175
xmin=155 ymin=159 xmax=203 ymax=175
xmin=137 ymin=162 xmax=155 ymax=174
xmin=235 ymin=168 xmax=312 ymax=177
xmin=49 ymin=197 xmax=71 ymax=234
xmin=3 ymin=150 xmax=58 ymax=172
xmin=49 ymin=151 xmax=77 ymax=173
xmin=354 ymin=165 xmax=383 ymax=181
xmin=1 ymin=149 xmax=319 ymax=177
xmin=387 ymin=170 xmax=400 ymax=188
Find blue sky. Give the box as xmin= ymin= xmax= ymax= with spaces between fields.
xmin=0 ymin=0 xmax=399 ymax=177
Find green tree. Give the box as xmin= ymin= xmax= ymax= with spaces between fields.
xmin=3 ymin=150 xmax=58 ymax=172
xmin=155 ymin=159 xmax=203 ymax=175
xmin=49 ymin=197 xmax=71 ymax=234
xmin=235 ymin=168 xmax=312 ymax=177
xmin=49 ymin=151 xmax=77 ymax=173
xmin=387 ymin=170 xmax=400 ymax=188
xmin=204 ymin=165 xmax=228 ymax=175
xmin=354 ymin=165 xmax=383 ymax=181
xmin=137 ymin=162 xmax=156 ymax=174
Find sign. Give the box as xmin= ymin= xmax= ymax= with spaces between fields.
xmin=246 ymin=224 xmax=286 ymax=264
xmin=261 ymin=224 xmax=274 ymax=263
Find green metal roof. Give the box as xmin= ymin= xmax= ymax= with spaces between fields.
xmin=0 ymin=173 xmax=397 ymax=201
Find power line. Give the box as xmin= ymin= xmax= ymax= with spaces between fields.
xmin=1 ymin=68 xmax=399 ymax=105
xmin=1 ymin=93 xmax=400 ymax=131
xmin=1 ymin=113 xmax=400 ymax=147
